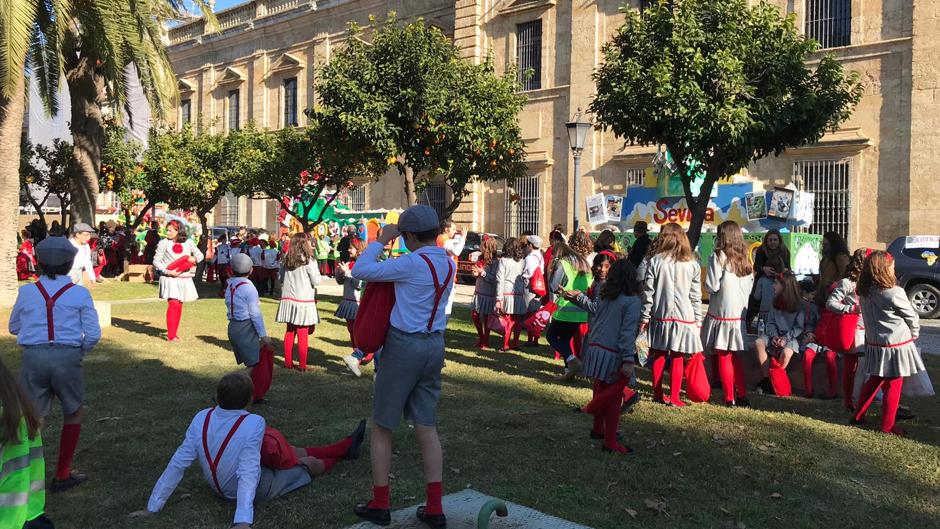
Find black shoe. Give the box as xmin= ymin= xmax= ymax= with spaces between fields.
xmin=757 ymin=378 xmax=773 ymax=395
xmin=735 ymin=397 xmax=750 ymax=408
xmin=354 ymin=503 xmax=391 ymax=526
xmin=849 ymin=417 xmax=866 ymax=427
xmin=621 ymin=392 xmax=641 ymax=414
xmin=416 ymin=506 xmax=447 ymax=528
xmin=721 ymin=400 xmax=735 ymax=407
xmin=896 ymin=406 xmax=916 ymax=421
xmin=51 ymin=471 xmax=87 ymax=493
xmin=346 ymin=419 xmax=367 ymax=460
xmin=589 ymin=431 xmax=623 ymax=440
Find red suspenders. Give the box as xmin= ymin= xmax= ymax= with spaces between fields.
xmin=227 ymin=280 xmax=250 ymax=320
xmin=34 ymin=281 xmax=76 ymax=341
xmin=418 ymin=255 xmax=453 ymax=332
xmin=201 ymin=406 xmax=249 ymax=495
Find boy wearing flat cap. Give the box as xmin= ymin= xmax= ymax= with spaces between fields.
xmin=350 ymin=205 xmax=454 ymax=528
xmin=9 ymin=236 xmax=101 ymax=492
xmin=225 ymin=254 xmax=274 ymax=404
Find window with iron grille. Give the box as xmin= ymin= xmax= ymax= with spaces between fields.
xmin=283 ymin=78 xmax=298 ymax=127
xmin=805 ymin=0 xmax=851 ymax=49
xmin=227 ymin=89 xmax=240 ymax=131
xmin=626 ymin=167 xmax=646 ymax=187
xmin=220 ymin=192 xmax=240 ymax=226
xmin=342 ymin=185 xmax=366 ymax=212
xmin=516 ymin=20 xmax=542 ymax=91
xmin=180 ymin=99 xmax=191 ymax=126
xmin=419 ymin=182 xmax=447 ymax=220
xmin=504 ymin=176 xmax=540 ymax=237
xmin=792 ymin=159 xmax=851 ymax=240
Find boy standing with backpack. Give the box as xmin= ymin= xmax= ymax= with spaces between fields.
xmin=350 ymin=205 xmax=455 ymax=528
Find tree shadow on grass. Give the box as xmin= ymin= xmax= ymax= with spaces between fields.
xmin=111 ymin=317 xmax=165 ymax=339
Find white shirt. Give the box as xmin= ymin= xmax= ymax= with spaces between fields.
xmin=262 ymin=248 xmax=279 ymax=269
xmin=522 ymin=250 xmax=545 ymax=280
xmin=146 ymin=407 xmax=265 ymax=526
xmin=9 ymin=275 xmax=101 ymax=350
xmin=68 ymin=238 xmax=95 ymax=285
xmin=248 ymin=246 xmax=263 ymax=267
xmin=224 ymin=278 xmax=267 ymax=337
xmin=351 ymin=242 xmax=455 ymax=333
xmin=215 ymin=243 xmax=231 ymax=265
xmin=442 ymin=234 xmax=465 ymax=261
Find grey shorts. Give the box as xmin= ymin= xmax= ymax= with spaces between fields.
xmin=20 ymin=344 xmax=85 ymax=417
xmin=254 ymin=465 xmax=312 ymax=501
xmin=228 ymin=320 xmax=260 ymax=367
xmin=372 ymin=327 xmax=445 ymax=430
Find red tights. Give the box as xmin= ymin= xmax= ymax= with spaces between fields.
xmin=251 ymin=344 xmax=274 ymax=401
xmin=803 ymin=347 xmax=838 ymax=398
xmin=584 ymin=377 xmax=631 ymax=453
xmin=842 ymin=353 xmax=860 ymax=409
xmin=166 ymin=299 xmax=183 ymax=340
xmin=854 ymin=375 xmax=904 ymax=434
xmin=283 ymin=324 xmax=314 ymax=370
xmin=716 ymin=350 xmax=747 ymax=403
xmin=651 ymin=350 xmax=686 ymax=406
xmin=470 ymin=311 xmax=491 ymax=349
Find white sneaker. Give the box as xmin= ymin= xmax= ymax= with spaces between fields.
xmin=562 ymin=357 xmax=583 ymax=381
xmin=343 ymin=355 xmax=362 ymax=377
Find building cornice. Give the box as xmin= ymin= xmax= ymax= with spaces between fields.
xmin=497 ymin=0 xmax=556 ymax=17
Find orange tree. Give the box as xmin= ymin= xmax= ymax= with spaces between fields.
xmin=590 ymin=0 xmax=862 ymax=247
xmin=19 ymin=137 xmax=73 ymax=229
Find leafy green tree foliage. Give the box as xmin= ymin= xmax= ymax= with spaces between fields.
xmin=20 ymin=137 xmax=73 ymax=228
xmin=590 ymin=0 xmax=862 ymax=246
xmin=100 ymin=121 xmax=151 ymax=230
xmin=313 ymin=14 xmax=527 ymax=216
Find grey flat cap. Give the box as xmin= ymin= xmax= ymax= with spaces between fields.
xmin=231 ymin=253 xmax=253 ymax=275
xmin=71 ymin=222 xmax=96 ymax=234
xmin=397 ymin=205 xmax=440 ymax=233
xmin=36 ymin=236 xmax=78 ymax=266
xmin=527 ymin=235 xmax=543 ymax=249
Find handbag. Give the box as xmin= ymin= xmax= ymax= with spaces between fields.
xmin=487 ymin=312 xmax=512 ymax=336
xmin=523 ymin=301 xmax=557 ymax=337
xmin=684 ymin=352 xmax=712 ymax=402
xmin=353 ymin=282 xmax=396 ymax=355
xmin=260 ymin=426 xmax=298 ymax=470
xmin=529 ymin=266 xmax=548 ymax=297
xmin=768 ymin=356 xmax=792 ymax=397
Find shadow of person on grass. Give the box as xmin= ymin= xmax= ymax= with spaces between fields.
xmin=111 ymin=317 xmax=165 ymax=339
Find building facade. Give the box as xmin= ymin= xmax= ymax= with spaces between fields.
xmin=167 ymin=0 xmax=940 ymax=249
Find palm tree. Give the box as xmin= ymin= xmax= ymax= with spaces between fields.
xmin=0 ymin=0 xmax=214 ymax=305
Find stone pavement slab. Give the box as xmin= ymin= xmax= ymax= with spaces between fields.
xmin=343 ymin=489 xmax=594 ymax=529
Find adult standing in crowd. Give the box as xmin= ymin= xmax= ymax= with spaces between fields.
xmin=143 ymin=220 xmax=161 ymax=265
xmin=816 ymin=231 xmax=851 ymax=303
xmin=521 ymin=235 xmax=545 ymax=346
xmin=627 ymin=221 xmax=651 ymax=268
xmin=68 ymin=223 xmax=97 ymax=286
xmin=437 ymin=220 xmax=465 ymax=316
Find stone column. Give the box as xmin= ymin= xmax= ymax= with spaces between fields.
xmin=907 ymin=1 xmax=940 ymax=234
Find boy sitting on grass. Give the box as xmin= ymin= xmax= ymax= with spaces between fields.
xmin=131 ymin=373 xmax=366 ymax=528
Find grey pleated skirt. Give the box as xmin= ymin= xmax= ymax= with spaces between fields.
xmin=499 ymin=293 xmax=526 ymax=315
xmin=334 ymin=300 xmax=359 ymax=320
xmin=649 ymin=320 xmax=703 ymax=355
xmin=159 ymin=276 xmax=199 ymax=302
xmin=582 ymin=344 xmax=623 ymax=384
xmin=276 ymin=299 xmax=320 ymax=326
xmin=864 ymin=342 xmax=925 ymax=378
xmin=701 ymin=315 xmax=746 ymax=353
xmin=471 ymin=292 xmax=496 ymax=315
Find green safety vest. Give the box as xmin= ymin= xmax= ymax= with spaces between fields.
xmin=553 ymin=260 xmax=591 ymax=323
xmin=315 ymin=239 xmax=330 ymax=260
xmin=0 ymin=418 xmax=45 ymax=528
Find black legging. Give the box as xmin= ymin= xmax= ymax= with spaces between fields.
xmin=546 ymin=320 xmax=581 ymax=363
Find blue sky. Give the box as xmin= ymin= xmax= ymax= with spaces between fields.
xmin=203 ymin=0 xmax=245 ymax=12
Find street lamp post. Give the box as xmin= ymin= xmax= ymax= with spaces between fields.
xmin=565 ymin=108 xmax=591 ymax=232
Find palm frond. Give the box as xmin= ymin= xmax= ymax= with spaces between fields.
xmin=28 ymin=0 xmax=70 ymax=115
xmin=0 ymin=0 xmax=39 ymax=97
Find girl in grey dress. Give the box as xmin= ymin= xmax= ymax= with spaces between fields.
xmin=277 ymin=233 xmax=322 ymax=371
xmin=493 ymin=238 xmax=525 ymax=351
xmin=153 ymin=220 xmax=204 ymax=342
xmin=563 ymin=259 xmax=642 ymax=455
xmin=701 ymin=221 xmax=754 ymax=406
xmin=470 ymin=237 xmax=500 ymax=349
xmin=640 ymin=223 xmax=702 ymax=407
xmin=852 ymin=251 xmax=924 ymax=435
xmin=754 ymin=272 xmax=804 ymax=395
xmin=336 ymin=238 xmax=365 ymax=368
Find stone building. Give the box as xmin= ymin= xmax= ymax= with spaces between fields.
xmin=167 ymin=0 xmax=940 ymax=248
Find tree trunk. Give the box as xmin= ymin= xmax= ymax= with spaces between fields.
xmin=0 ymin=75 xmax=27 ymax=306
xmin=195 ymin=211 xmax=210 ymax=284
xmin=403 ymin=162 xmax=417 ymax=206
xmin=65 ymin=36 xmax=105 ymax=226
xmin=685 ymin=174 xmax=719 ymax=250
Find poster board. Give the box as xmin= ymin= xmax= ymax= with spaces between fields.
xmin=745 ymin=192 xmax=767 ymax=221
xmin=586 ymin=193 xmax=607 ymax=226
xmin=606 ymin=195 xmax=624 ymax=222
xmin=767 ymin=187 xmax=795 ymax=220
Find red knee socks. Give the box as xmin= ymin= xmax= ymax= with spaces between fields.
xmin=731 ymin=354 xmax=747 ymax=399
xmin=369 ymin=484 xmax=390 ymax=510
xmin=854 ymin=375 xmax=884 ymax=422
xmin=717 ymin=350 xmax=737 ymax=403
xmin=511 ymin=315 xmax=522 ymax=349
xmin=802 ymin=347 xmax=817 ymax=396
xmin=588 ymin=379 xmax=603 ymax=435
xmin=501 ymin=318 xmax=515 ymax=350
xmin=305 ymin=437 xmax=352 ymax=459
xmin=651 ymin=350 xmax=667 ymax=402
xmin=880 ymin=377 xmax=903 ymax=433
xmin=669 ymin=352 xmax=686 ymax=406
xmin=824 ymin=350 xmax=838 ymax=397
xmin=251 ymin=345 xmax=274 ymax=401
xmin=166 ymin=299 xmax=182 ymax=340
xmin=471 ymin=311 xmax=484 ymax=346
xmin=843 ymin=354 xmax=859 ymax=409
xmin=56 ymin=423 xmax=81 ymax=480
xmin=283 ymin=327 xmax=296 ymax=368
xmin=425 ymin=481 xmax=443 ymax=515
xmin=296 ymin=326 xmax=311 ymax=370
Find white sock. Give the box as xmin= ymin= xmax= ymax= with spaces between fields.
xmin=566 ymin=354 xmax=577 ymax=363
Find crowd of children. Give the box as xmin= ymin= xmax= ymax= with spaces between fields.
xmin=4 ymin=211 xmax=932 ymax=528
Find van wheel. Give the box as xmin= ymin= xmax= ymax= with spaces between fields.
xmin=908 ymin=283 xmax=940 ymax=319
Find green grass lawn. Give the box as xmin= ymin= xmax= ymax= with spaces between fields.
xmin=2 ymin=281 xmax=939 ymax=529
